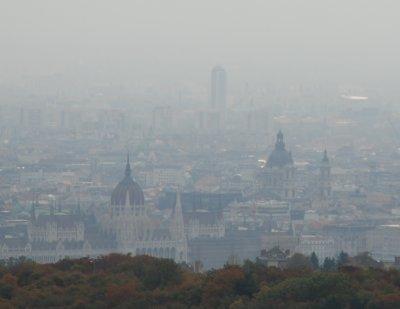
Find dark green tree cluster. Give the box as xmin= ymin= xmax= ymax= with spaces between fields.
xmin=286 ymin=251 xmax=384 ymax=272
xmin=0 ymin=252 xmax=397 ymax=308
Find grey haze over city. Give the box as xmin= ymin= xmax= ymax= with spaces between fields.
xmin=2 ymin=1 xmax=400 ymax=89
xmin=1 ymin=0 xmax=400 ymax=271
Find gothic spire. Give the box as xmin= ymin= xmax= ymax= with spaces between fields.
xmin=322 ymin=149 xmax=329 ymax=163
xmin=275 ymin=130 xmax=285 ymax=150
xmin=125 ymin=152 xmax=131 ymax=177
xmin=30 ymin=200 xmax=36 ymax=222
xmin=76 ymin=197 xmax=82 ymax=216
xmin=173 ymin=190 xmax=185 ymax=241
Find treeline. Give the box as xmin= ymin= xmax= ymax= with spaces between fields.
xmin=285 ymin=251 xmax=384 ymax=271
xmin=0 ymin=253 xmax=399 ymax=308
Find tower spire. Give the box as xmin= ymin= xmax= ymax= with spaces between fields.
xmin=172 ymin=189 xmax=188 ymax=262
xmin=173 ymin=190 xmax=185 ymax=241
xmin=30 ymin=200 xmax=36 ymax=223
xmin=275 ymin=130 xmax=285 ymax=150
xmin=319 ymin=149 xmax=331 ymax=201
xmin=322 ymin=149 xmax=329 ymax=163
xmin=125 ymin=153 xmax=131 ymax=177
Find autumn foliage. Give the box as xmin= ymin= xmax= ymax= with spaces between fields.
xmin=0 ymin=254 xmax=399 ymax=308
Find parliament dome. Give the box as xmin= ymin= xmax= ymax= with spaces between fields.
xmin=111 ymin=155 xmax=144 ymax=206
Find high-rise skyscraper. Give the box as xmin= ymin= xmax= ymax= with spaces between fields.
xmin=210 ymin=66 xmax=227 ymax=110
xmin=319 ymin=150 xmax=331 ymax=200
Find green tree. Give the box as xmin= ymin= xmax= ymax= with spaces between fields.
xmin=286 ymin=253 xmax=312 ymax=270
xmin=337 ymin=251 xmax=350 ymax=267
xmin=310 ymin=252 xmax=319 ymax=270
xmin=255 ymin=272 xmax=357 ymax=308
xmin=351 ymin=252 xmax=383 ymax=269
xmin=322 ymin=257 xmax=337 ymax=272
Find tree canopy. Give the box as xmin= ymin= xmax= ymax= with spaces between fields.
xmin=0 ymin=253 xmax=398 ymax=308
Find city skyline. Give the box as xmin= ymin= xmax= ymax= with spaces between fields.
xmin=1 ymin=1 xmax=400 ymax=307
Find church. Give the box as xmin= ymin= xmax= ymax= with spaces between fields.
xmin=100 ymin=155 xmax=188 ymax=262
xmin=258 ymin=131 xmax=296 ymax=200
xmin=258 ymin=131 xmax=332 ymax=208
xmin=0 ymin=155 xmax=188 ymax=264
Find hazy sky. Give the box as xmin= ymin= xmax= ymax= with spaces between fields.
xmin=1 ymin=0 xmax=400 ymax=87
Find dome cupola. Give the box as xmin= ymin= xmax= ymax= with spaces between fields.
xmin=266 ymin=131 xmax=293 ymax=168
xmin=111 ymin=154 xmax=144 ymax=206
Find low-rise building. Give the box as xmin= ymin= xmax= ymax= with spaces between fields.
xmin=257 ymin=246 xmax=290 ymax=268
xmin=296 ymin=235 xmax=335 ymax=262
xmin=367 ymin=225 xmax=400 ymax=262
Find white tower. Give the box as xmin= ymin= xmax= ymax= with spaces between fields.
xmin=319 ymin=150 xmax=331 ymax=200
xmin=211 ymin=66 xmax=227 ymax=110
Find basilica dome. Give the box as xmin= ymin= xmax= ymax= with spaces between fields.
xmin=266 ymin=131 xmax=293 ymax=168
xmin=111 ymin=156 xmax=144 ymax=206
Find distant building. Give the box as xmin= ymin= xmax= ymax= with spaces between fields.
xmin=322 ymin=224 xmax=372 ymax=257
xmin=225 ymin=200 xmax=291 ymax=232
xmin=101 ymin=155 xmax=188 ymax=262
xmin=137 ymin=164 xmax=185 ymax=188
xmin=185 ymin=209 xmax=225 ymax=240
xmin=258 ymin=246 xmax=290 ymax=268
xmin=159 ymin=191 xmax=243 ymax=212
xmin=261 ymin=232 xmax=299 ymax=254
xmin=152 ymin=106 xmax=172 ymax=134
xmin=367 ymin=225 xmax=400 ymax=262
xmin=319 ymin=150 xmax=331 ymax=200
xmin=311 ymin=150 xmax=332 ymax=209
xmin=296 ymin=235 xmax=335 ymax=262
xmin=211 ymin=66 xmax=227 ymax=110
xmin=195 ymin=110 xmax=222 ymax=133
xmin=28 ymin=207 xmax=84 ymax=243
xmin=27 ymin=108 xmax=42 ymax=129
xmin=189 ymin=226 xmax=261 ymax=270
xmin=258 ymin=131 xmax=295 ymax=200
xmin=0 ymin=208 xmax=113 ymax=263
xmin=0 ymin=155 xmax=189 ymax=264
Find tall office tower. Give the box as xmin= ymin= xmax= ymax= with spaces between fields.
xmin=319 ymin=150 xmax=331 ymax=200
xmin=211 ymin=66 xmax=227 ymax=110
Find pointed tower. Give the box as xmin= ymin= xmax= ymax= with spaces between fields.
xmin=172 ymin=190 xmax=188 ymax=262
xmin=111 ymin=153 xmax=144 ymax=207
xmin=173 ymin=191 xmax=185 ymax=240
xmin=275 ymin=130 xmax=285 ymax=151
xmin=319 ymin=150 xmax=331 ymax=200
xmin=30 ymin=201 xmax=36 ymax=223
xmin=76 ymin=198 xmax=82 ymax=216
xmin=125 ymin=152 xmax=131 ymax=178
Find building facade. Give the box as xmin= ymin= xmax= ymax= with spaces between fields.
xmin=319 ymin=150 xmax=332 ymax=200
xmin=211 ymin=65 xmax=227 ymax=110
xmin=258 ymin=131 xmax=295 ymax=200
xmin=0 ymin=155 xmax=188 ymax=264
xmin=101 ymin=156 xmax=188 ymax=262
